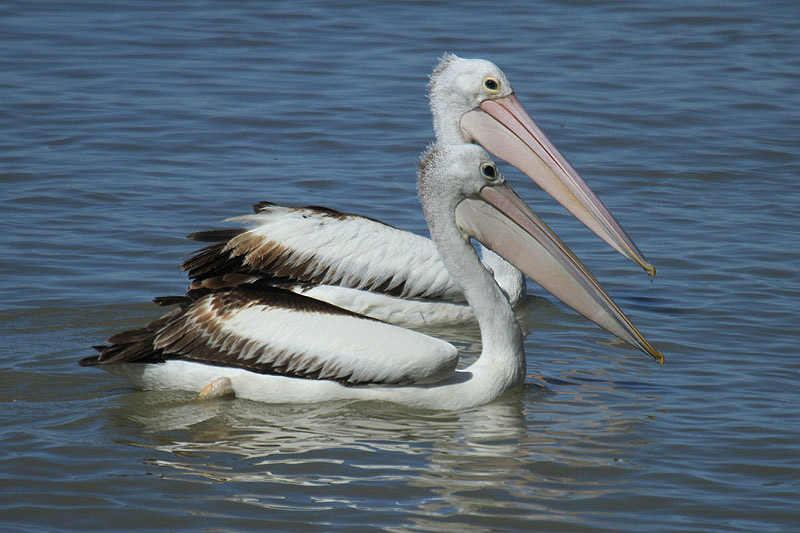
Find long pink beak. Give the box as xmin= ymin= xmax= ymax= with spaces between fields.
xmin=460 ymin=94 xmax=656 ymax=278
xmin=455 ymin=182 xmax=663 ymax=363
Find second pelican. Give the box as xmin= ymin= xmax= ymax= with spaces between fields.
xmin=175 ymin=55 xmax=654 ymax=327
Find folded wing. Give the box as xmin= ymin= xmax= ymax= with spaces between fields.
xmin=84 ymin=283 xmax=459 ymax=386
xmin=182 ymin=203 xmax=467 ymax=303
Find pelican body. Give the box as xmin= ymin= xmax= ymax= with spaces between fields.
xmin=82 ymin=145 xmax=662 ymax=410
xmin=174 ymin=55 xmax=654 ymax=328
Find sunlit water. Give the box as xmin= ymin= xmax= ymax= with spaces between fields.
xmin=2 ymin=1 xmax=799 ymax=531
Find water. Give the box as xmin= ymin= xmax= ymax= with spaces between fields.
xmin=2 ymin=1 xmax=799 ymax=530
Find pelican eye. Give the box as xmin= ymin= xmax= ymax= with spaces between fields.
xmin=483 ymin=76 xmax=501 ymax=94
xmin=480 ymin=162 xmax=501 ymax=183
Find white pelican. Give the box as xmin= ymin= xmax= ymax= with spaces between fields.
xmin=174 ymin=55 xmax=654 ymax=327
xmin=82 ymin=144 xmax=662 ymax=409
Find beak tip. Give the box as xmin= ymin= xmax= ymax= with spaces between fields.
xmin=652 ymin=350 xmax=665 ymax=365
xmin=645 ymin=262 xmax=657 ymax=278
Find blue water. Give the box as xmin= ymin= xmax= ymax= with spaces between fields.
xmin=2 ymin=1 xmax=799 ymax=531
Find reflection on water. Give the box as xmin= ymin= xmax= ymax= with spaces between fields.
xmin=99 ymin=369 xmax=656 ymax=529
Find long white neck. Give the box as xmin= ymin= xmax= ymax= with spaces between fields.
xmin=431 ymin=103 xmax=467 ymax=146
xmin=423 ymin=200 xmax=526 ymax=391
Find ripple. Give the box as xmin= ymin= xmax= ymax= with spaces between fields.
xmin=2 ymin=0 xmax=799 ymax=531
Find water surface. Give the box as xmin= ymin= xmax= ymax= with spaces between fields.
xmin=2 ymin=1 xmax=799 ymax=531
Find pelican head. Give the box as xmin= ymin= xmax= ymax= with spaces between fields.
xmin=428 ymin=54 xmax=655 ymax=278
xmin=419 ymin=143 xmax=663 ymax=363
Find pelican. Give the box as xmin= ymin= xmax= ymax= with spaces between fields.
xmin=82 ymin=144 xmax=662 ymax=409
xmin=176 ymin=54 xmax=654 ymax=327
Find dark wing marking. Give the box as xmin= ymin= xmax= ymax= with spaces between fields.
xmin=178 ymin=203 xmax=464 ymax=301
xmin=84 ymin=283 xmax=456 ymax=386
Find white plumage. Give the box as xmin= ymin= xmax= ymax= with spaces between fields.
xmin=84 ymin=144 xmax=662 ymax=409
xmin=230 ymin=205 xmax=464 ymax=301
